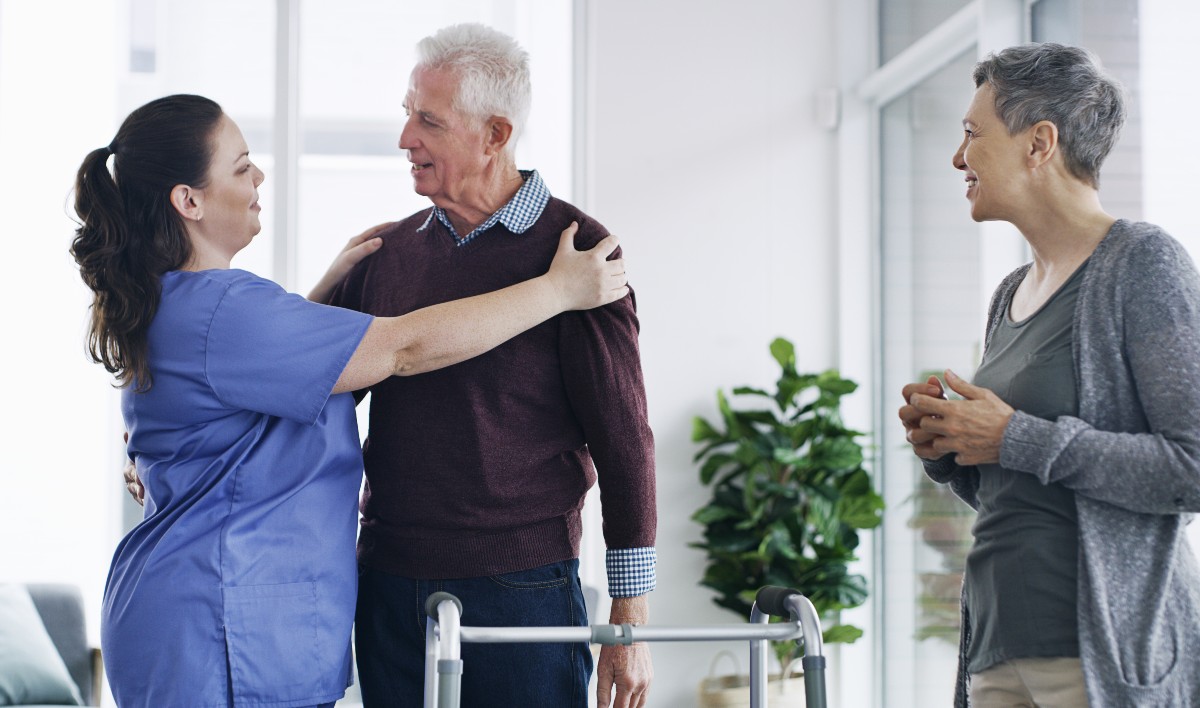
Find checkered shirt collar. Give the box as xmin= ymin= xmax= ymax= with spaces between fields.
xmin=417 ymin=170 xmax=550 ymax=246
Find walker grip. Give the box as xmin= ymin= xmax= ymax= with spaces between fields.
xmin=754 ymin=586 xmax=802 ymax=618
xmin=425 ymin=592 xmax=463 ymax=620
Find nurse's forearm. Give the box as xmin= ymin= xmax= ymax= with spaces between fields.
xmin=332 ymin=275 xmax=565 ymax=393
xmin=330 ymin=227 xmax=625 ymax=394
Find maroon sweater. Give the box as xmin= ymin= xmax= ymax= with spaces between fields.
xmin=328 ymin=198 xmax=656 ymax=578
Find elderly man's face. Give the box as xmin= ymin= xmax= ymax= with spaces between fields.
xmin=399 ymin=66 xmax=491 ymax=210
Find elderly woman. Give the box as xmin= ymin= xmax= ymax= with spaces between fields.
xmin=898 ymin=43 xmax=1200 ymax=707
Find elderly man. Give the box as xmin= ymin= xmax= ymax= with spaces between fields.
xmin=328 ymin=23 xmax=657 ymax=708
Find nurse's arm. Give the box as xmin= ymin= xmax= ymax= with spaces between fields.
xmin=331 ymin=224 xmax=626 ymax=395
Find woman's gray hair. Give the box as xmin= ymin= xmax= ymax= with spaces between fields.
xmin=416 ymin=23 xmax=531 ymax=151
xmin=974 ymin=42 xmax=1125 ymax=188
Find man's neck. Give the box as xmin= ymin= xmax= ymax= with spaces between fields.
xmin=441 ymin=166 xmax=525 ymax=236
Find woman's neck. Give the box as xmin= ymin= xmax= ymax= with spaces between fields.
xmin=1017 ymin=183 xmax=1116 ymax=278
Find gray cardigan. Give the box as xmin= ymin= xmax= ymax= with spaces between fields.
xmin=925 ymin=220 xmax=1200 ymax=707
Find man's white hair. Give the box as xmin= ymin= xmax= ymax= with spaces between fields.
xmin=415 ymin=23 xmax=531 ymax=150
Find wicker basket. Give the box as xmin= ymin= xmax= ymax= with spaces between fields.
xmin=697 ymin=651 xmax=806 ymax=708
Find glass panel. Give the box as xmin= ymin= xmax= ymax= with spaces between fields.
xmin=878 ymin=48 xmax=978 ymax=708
xmin=1033 ymin=0 xmax=1142 ymax=220
xmin=117 ymin=0 xmax=278 ymax=277
xmin=295 ymin=0 xmax=573 ymax=295
xmin=879 ymin=0 xmax=974 ymax=64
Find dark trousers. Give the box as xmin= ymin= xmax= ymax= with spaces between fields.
xmin=355 ymin=559 xmax=593 ymax=708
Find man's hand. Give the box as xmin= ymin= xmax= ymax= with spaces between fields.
xmin=122 ymin=431 xmax=144 ymax=506
xmin=596 ymin=596 xmax=652 ymax=708
xmin=909 ymin=369 xmax=1014 ymax=466
xmin=123 ymin=457 xmax=144 ymax=506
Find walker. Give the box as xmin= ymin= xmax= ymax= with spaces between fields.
xmin=422 ymin=585 xmax=828 ymax=708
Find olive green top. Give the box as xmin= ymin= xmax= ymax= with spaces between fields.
xmin=965 ymin=262 xmax=1086 ymax=673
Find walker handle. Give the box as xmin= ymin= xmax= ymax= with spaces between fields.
xmin=754 ymin=586 xmax=803 ymax=618
xmin=425 ymin=592 xmax=463 ymax=620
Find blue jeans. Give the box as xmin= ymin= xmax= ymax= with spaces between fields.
xmin=355 ymin=559 xmax=593 ymax=708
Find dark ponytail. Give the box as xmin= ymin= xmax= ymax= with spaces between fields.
xmin=70 ymin=94 xmax=224 ymax=391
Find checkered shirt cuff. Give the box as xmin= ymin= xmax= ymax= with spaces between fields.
xmin=605 ymin=547 xmax=657 ymax=597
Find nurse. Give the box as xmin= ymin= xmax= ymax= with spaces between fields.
xmin=69 ymin=94 xmax=628 ymax=708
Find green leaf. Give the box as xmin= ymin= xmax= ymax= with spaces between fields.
xmin=808 ymin=493 xmax=840 ymax=543
xmin=732 ymin=386 xmax=773 ymax=398
xmin=769 ymin=337 xmax=795 ymax=371
xmin=812 ymin=436 xmax=865 ymax=471
xmin=836 ymin=470 xmax=885 ymax=529
xmin=775 ymin=376 xmax=805 ymax=410
xmin=691 ymin=505 xmax=742 ymax=524
xmin=733 ymin=439 xmax=763 ymax=467
xmin=703 ymin=525 xmax=761 ymax=553
xmin=734 ymin=409 xmax=782 ymax=427
xmin=713 ymin=485 xmax=745 ymax=511
xmin=716 ymin=389 xmax=739 ymax=437
xmin=823 ymin=623 xmax=864 ymax=644
xmin=692 ymin=416 xmax=722 ymax=443
xmin=742 ymin=461 xmax=765 ymax=519
xmin=773 ymin=447 xmax=802 ymax=467
xmin=699 ymin=453 xmax=735 ymax=485
xmin=817 ymin=370 xmax=858 ymax=396
xmin=766 ymin=520 xmax=801 ymax=560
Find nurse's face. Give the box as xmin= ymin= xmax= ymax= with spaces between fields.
xmin=194 ymin=115 xmax=265 ymax=260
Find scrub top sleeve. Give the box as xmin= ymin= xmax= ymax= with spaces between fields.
xmin=206 ymin=276 xmax=373 ymax=425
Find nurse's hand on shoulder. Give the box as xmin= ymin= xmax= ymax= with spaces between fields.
xmin=545 ymin=222 xmax=629 ymax=310
xmin=908 ymin=370 xmax=1014 ymax=466
xmin=307 ymin=221 xmax=394 ymax=304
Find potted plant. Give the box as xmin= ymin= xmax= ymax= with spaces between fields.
xmin=691 ymin=337 xmax=884 ymax=671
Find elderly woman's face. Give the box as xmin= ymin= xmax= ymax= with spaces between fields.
xmin=952 ymin=84 xmax=1028 ymax=223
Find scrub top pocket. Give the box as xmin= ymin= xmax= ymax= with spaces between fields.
xmin=223 ymin=581 xmax=323 ymax=703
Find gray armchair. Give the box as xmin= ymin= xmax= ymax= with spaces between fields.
xmin=24 ymin=584 xmax=102 ymax=707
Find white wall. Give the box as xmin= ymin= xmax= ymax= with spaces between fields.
xmin=0 ymin=0 xmax=126 ymax=644
xmin=1140 ymin=0 xmax=1200 ymax=559
xmin=586 ymin=2 xmax=841 ymax=705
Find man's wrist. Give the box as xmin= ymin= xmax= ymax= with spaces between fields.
xmin=608 ymin=595 xmax=649 ymax=625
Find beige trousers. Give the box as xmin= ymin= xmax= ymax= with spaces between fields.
xmin=969 ymin=657 xmax=1089 ymax=708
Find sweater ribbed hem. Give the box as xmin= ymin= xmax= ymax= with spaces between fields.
xmin=356 ymin=511 xmax=582 ymax=579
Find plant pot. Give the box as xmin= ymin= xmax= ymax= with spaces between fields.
xmin=698 ymin=651 xmax=806 ymax=708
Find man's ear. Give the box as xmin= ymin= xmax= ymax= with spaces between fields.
xmin=170 ymin=184 xmax=204 ymax=222
xmin=483 ymin=117 xmax=514 ymax=156
xmin=1028 ymin=120 xmax=1059 ymax=169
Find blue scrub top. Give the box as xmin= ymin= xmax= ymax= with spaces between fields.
xmin=101 ymin=269 xmax=373 ymax=708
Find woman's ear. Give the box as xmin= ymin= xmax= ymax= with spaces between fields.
xmin=170 ymin=184 xmax=203 ymax=222
xmin=1028 ymin=120 xmax=1059 ymax=169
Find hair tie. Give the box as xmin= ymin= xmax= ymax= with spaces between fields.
xmin=106 ymin=141 xmax=119 ymax=155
